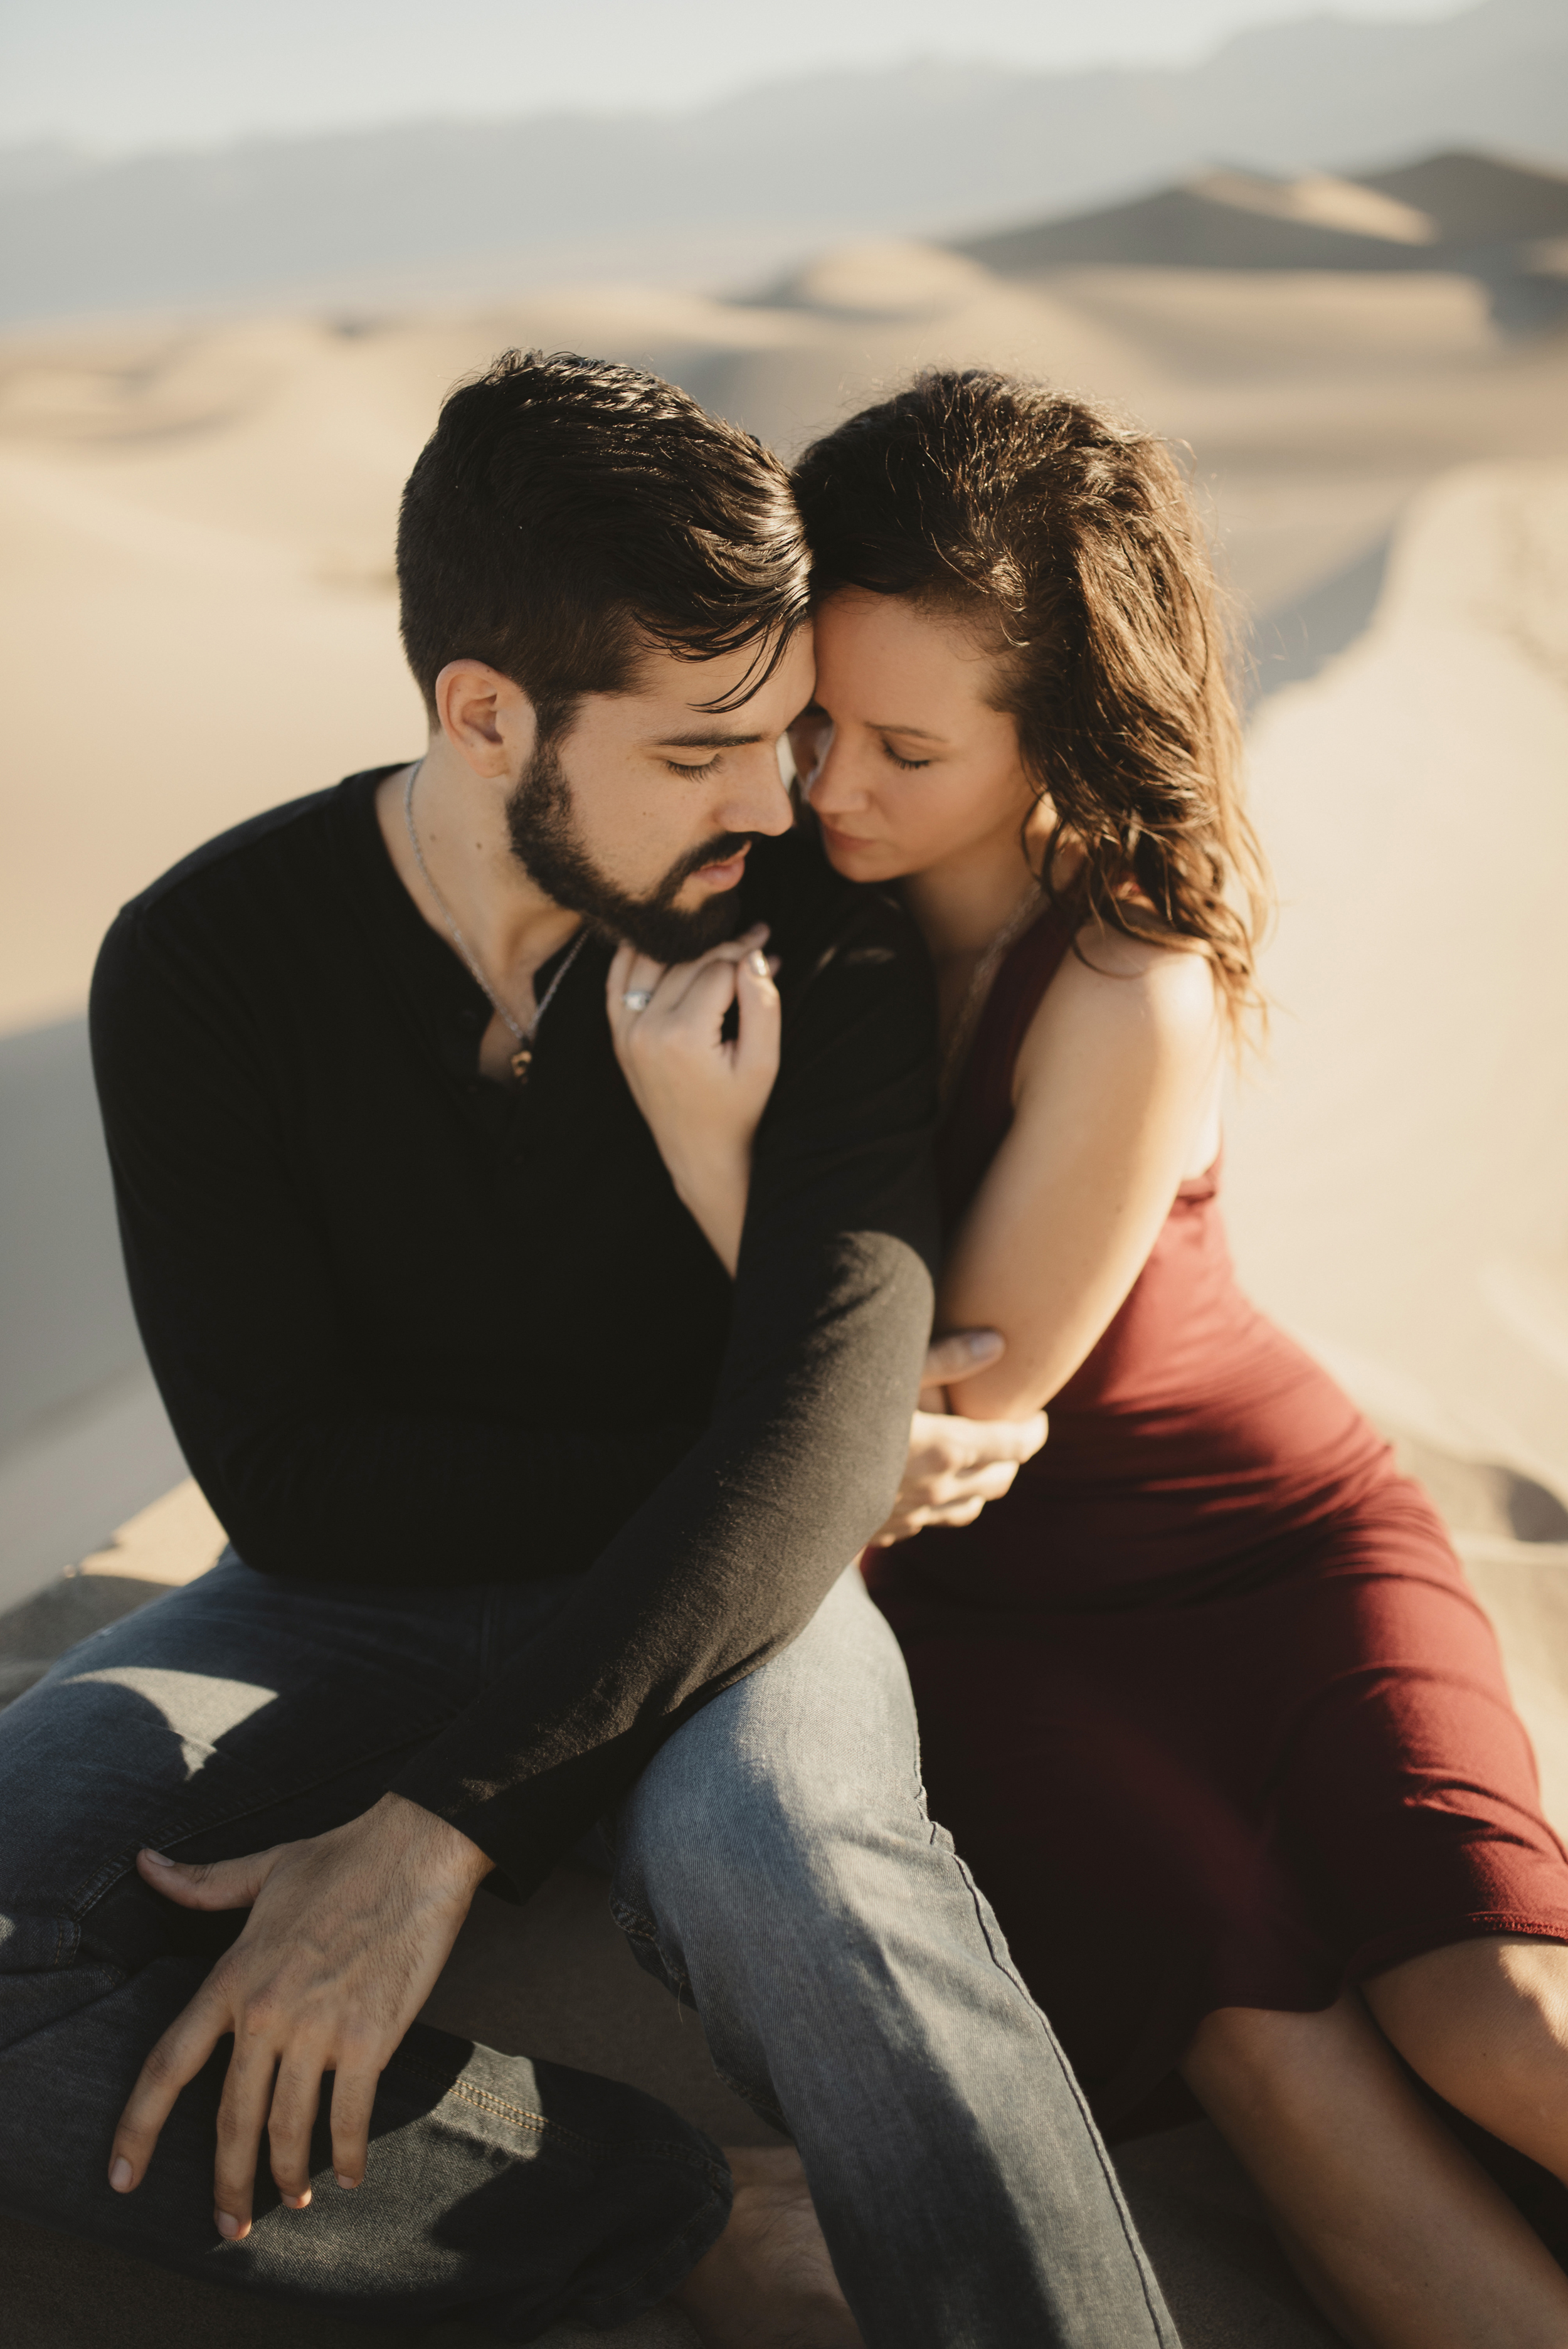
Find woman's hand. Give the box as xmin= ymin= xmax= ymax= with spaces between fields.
xmin=869 ymin=1329 xmax=1049 ymax=1547
xmin=608 ymin=925 xmax=781 ymax=1275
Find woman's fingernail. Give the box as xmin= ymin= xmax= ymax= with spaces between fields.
xmin=965 ymin=1330 xmax=1004 ymax=1359
xmin=140 ymin=1848 xmax=175 ymax=1867
xmin=335 ymin=2172 xmax=358 ymax=2190
xmin=283 ymin=2190 xmax=311 ymax=2209
xmin=109 ymin=2156 xmax=133 ymax=2191
xmin=216 ymin=2210 xmax=240 ymax=2239
xmin=746 ymin=950 xmax=770 ymax=977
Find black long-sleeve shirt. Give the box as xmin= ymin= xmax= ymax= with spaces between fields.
xmin=90 ymin=768 xmax=939 ymax=1894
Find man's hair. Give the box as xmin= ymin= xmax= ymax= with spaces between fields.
xmin=397 ymin=349 xmax=810 ymax=731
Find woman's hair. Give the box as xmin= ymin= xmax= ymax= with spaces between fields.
xmin=792 ymin=369 xmax=1269 ymax=1039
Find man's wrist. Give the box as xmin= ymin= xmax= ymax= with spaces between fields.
xmin=376 ymin=1791 xmax=494 ymax=1891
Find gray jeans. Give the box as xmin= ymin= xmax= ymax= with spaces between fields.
xmin=0 ymin=1554 xmax=1175 ymax=2347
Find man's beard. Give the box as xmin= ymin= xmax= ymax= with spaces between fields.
xmin=504 ymin=736 xmax=753 ymax=963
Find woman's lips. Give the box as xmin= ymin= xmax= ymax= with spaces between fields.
xmin=818 ymin=820 xmax=878 ymax=854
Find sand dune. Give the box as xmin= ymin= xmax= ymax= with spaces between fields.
xmin=1227 ymin=457 xmax=1568 ymax=1502
xmin=4 ymin=236 xmax=1566 ymax=1032
xmin=1 ymin=230 xmax=1566 ymax=1579
xmin=7 ymin=4 xmax=1564 ymax=327
xmin=957 ymin=149 xmax=1568 ymax=327
xmin=3 ymin=201 xmax=1568 ymax=2349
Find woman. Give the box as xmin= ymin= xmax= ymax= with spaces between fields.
xmin=607 ymin=371 xmax=1568 ymax=2348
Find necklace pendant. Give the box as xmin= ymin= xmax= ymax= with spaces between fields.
xmin=510 ymin=1044 xmax=534 ymax=1081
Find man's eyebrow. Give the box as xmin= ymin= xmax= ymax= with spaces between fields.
xmin=650 ymin=729 xmax=768 ymax=749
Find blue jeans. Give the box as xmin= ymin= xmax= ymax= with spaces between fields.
xmin=0 ymin=1555 xmax=1175 ymax=2346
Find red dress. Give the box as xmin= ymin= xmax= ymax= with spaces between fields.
xmin=868 ymin=907 xmax=1568 ymax=2128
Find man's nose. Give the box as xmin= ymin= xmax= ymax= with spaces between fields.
xmin=719 ymin=746 xmax=795 ymax=839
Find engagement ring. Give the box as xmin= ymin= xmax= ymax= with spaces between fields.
xmin=621 ymin=988 xmax=654 ymax=1012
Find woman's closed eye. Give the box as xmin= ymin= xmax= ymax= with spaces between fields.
xmin=882 ymin=740 xmax=933 ymax=772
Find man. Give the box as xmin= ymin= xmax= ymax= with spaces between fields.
xmin=0 ymin=353 xmax=1175 ymax=2347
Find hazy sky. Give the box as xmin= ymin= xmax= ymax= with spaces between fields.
xmin=4 ymin=0 xmax=1471 ymax=152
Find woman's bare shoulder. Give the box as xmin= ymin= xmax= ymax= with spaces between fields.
xmin=1018 ymin=915 xmax=1220 ymax=1071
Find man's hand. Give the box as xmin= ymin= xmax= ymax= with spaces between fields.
xmin=869 ymin=1330 xmax=1048 ymax=1547
xmin=108 ymin=1791 xmax=492 ymax=2239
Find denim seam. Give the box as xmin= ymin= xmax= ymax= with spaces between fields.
xmin=62 ymin=1707 xmax=465 ymax=1927
xmin=392 ymin=2057 xmax=726 ymax=2178
xmin=941 ymin=1837 xmax=1176 ymax=2345
xmin=610 ymin=1897 xmax=694 ymax=1998
xmin=711 ymin=2062 xmax=789 ymax=2136
xmin=607 ymin=1901 xmax=781 ymax=2129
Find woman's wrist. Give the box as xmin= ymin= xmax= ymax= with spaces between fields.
xmin=669 ymin=1142 xmax=752 ymax=1276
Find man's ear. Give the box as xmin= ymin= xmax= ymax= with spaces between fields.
xmin=434 ymin=662 xmax=538 ymax=780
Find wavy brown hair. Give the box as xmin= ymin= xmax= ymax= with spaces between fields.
xmin=792 ymin=369 xmax=1270 ymax=1039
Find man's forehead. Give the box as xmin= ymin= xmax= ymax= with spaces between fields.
xmin=596 ymin=628 xmax=813 ymax=738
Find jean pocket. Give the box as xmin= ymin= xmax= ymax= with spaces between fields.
xmin=0 ymin=1910 xmax=80 ymax=1971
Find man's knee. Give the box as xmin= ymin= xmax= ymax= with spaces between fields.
xmin=613 ymin=1704 xmax=933 ymax=2001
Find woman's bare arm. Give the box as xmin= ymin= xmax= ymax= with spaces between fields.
xmin=936 ymin=922 xmax=1224 ymax=1423
xmin=607 ymin=929 xmax=780 ymax=1276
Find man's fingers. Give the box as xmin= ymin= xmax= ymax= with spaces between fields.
xmin=109 ymin=1988 xmax=231 ymax=2195
xmin=212 ymin=2034 xmax=283 ymax=2240
xmin=267 ymin=2057 xmax=325 ymax=2207
xmin=138 ymin=1846 xmax=276 ymax=1911
xmin=921 ymin=1329 xmax=1004 ymax=1392
xmin=327 ymin=2057 xmax=383 ymax=2192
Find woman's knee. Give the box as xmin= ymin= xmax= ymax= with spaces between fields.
xmin=1183 ymin=1994 xmax=1385 ymax=2128
xmin=1364 ymin=1937 xmax=1568 ymax=2131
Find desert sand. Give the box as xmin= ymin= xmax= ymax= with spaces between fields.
xmin=3 ymin=235 xmax=1567 ymax=1515
xmin=3 ymin=211 xmax=1568 ymax=2349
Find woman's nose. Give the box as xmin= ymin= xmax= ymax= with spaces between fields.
xmin=803 ymin=729 xmax=867 ymax=816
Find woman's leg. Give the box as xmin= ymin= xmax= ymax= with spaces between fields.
xmin=1181 ymin=1991 xmax=1568 ymax=2349
xmin=1364 ymin=1935 xmax=1568 ymax=2180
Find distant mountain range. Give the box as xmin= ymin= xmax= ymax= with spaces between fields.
xmin=958 ymin=151 xmax=1568 ymax=332
xmin=1 ymin=0 xmax=1564 ymax=324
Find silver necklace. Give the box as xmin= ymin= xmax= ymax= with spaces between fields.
xmin=939 ymin=887 xmax=1047 ymax=1110
xmin=403 ymin=764 xmax=587 ymax=1083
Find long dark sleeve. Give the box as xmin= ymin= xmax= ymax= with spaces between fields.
xmin=90 ymin=856 xmax=702 ymax=1585
xmin=90 ymin=786 xmax=940 ymax=1896
xmin=391 ymin=902 xmax=939 ymax=1890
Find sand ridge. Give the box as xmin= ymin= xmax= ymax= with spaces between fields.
xmin=1 ymin=233 xmax=1565 ymax=1549
xmin=4 ymin=247 xmax=1567 ymax=1036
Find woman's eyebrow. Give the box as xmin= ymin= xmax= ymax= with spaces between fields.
xmin=871 ymin=721 xmax=945 ymax=741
